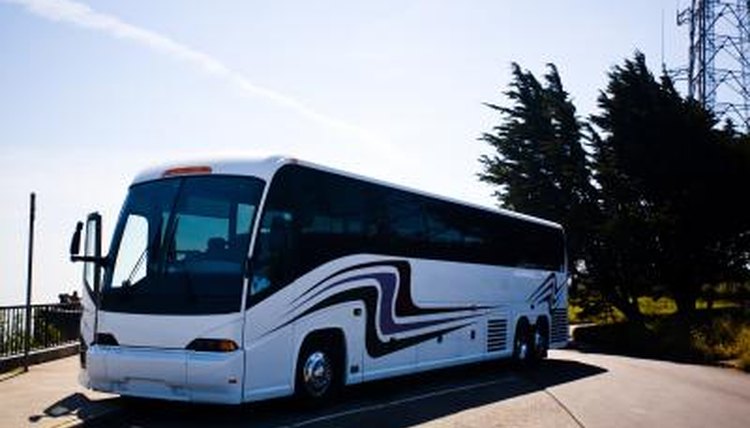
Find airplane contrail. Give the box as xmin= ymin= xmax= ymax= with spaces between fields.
xmin=3 ymin=0 xmax=386 ymax=147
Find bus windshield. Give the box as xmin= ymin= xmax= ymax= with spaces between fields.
xmin=101 ymin=175 xmax=265 ymax=315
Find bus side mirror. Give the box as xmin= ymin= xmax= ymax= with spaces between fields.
xmin=70 ymin=221 xmax=83 ymax=259
xmin=70 ymin=214 xmax=104 ymax=267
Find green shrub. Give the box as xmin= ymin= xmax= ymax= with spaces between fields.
xmin=689 ymin=315 xmax=750 ymax=362
xmin=572 ymin=303 xmax=750 ymax=368
xmin=734 ymin=328 xmax=750 ymax=372
xmin=739 ymin=351 xmax=750 ymax=372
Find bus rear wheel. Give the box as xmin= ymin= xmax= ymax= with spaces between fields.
xmin=512 ymin=319 xmax=532 ymax=366
xmin=531 ymin=319 xmax=549 ymax=362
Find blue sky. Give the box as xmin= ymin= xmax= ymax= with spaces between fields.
xmin=1 ymin=0 xmax=687 ymax=304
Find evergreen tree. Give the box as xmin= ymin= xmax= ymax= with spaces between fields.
xmin=480 ymin=54 xmax=750 ymax=321
xmin=479 ymin=63 xmax=596 ymax=274
xmin=591 ymin=52 xmax=750 ymax=317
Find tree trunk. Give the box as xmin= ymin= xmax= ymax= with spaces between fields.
xmin=608 ymin=290 xmax=644 ymax=325
xmin=674 ymin=291 xmax=697 ymax=322
xmin=621 ymin=302 xmax=644 ymax=325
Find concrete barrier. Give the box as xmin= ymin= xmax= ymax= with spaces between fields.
xmin=0 ymin=343 xmax=79 ymax=373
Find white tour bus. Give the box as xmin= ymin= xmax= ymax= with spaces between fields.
xmin=70 ymin=156 xmax=569 ymax=404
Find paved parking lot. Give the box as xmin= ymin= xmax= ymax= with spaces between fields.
xmin=8 ymin=350 xmax=750 ymax=428
xmin=96 ymin=350 xmax=750 ymax=428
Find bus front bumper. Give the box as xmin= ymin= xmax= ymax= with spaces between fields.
xmin=80 ymin=345 xmax=244 ymax=404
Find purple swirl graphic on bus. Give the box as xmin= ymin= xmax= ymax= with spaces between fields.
xmin=276 ymin=260 xmax=486 ymax=357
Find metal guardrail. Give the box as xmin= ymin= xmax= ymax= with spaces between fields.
xmin=0 ymin=303 xmax=82 ymax=359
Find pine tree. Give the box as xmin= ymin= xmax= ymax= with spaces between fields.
xmin=480 ymin=54 xmax=750 ymax=321
xmin=591 ymin=52 xmax=750 ymax=317
xmin=479 ymin=63 xmax=596 ymax=274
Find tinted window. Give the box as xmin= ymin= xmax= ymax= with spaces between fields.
xmin=250 ymin=166 xmax=378 ymax=301
xmin=250 ymin=165 xmax=565 ymax=300
xmin=386 ymin=190 xmax=426 ymax=243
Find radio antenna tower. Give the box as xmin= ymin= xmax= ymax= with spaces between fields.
xmin=674 ymin=0 xmax=750 ymax=129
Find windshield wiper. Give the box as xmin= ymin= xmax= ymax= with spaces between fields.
xmin=121 ymin=217 xmax=164 ymax=288
xmin=162 ymin=216 xmax=180 ymax=266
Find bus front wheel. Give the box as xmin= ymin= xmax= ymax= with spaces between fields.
xmin=295 ymin=335 xmax=343 ymax=403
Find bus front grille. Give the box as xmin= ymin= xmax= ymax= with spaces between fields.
xmin=487 ymin=319 xmax=508 ymax=352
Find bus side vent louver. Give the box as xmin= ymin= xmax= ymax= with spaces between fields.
xmin=487 ymin=319 xmax=508 ymax=352
xmin=550 ymin=308 xmax=569 ymax=344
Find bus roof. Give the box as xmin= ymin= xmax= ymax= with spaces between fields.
xmin=132 ymin=155 xmax=563 ymax=230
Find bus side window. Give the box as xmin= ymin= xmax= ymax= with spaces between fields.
xmin=250 ymin=211 xmax=295 ymax=297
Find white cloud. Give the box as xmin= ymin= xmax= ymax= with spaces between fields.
xmin=3 ymin=0 xmax=389 ymax=151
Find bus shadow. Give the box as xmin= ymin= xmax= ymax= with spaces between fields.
xmin=28 ymin=392 xmax=120 ymax=426
xmin=103 ymin=358 xmax=607 ymax=428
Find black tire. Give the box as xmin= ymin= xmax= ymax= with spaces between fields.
xmin=512 ymin=318 xmax=532 ymax=366
xmin=530 ymin=320 xmax=549 ymax=363
xmin=295 ymin=338 xmax=342 ymax=403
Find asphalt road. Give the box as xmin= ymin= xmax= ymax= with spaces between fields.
xmin=93 ymin=350 xmax=750 ymax=428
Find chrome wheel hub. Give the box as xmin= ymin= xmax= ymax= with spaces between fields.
xmin=534 ymin=329 xmax=547 ymax=353
xmin=517 ymin=340 xmax=529 ymax=360
xmin=302 ymin=351 xmax=332 ymax=397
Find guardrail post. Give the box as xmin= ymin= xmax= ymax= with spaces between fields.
xmin=23 ymin=192 xmax=36 ymax=372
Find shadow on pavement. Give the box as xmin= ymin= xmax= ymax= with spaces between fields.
xmin=28 ymin=392 xmax=120 ymax=425
xmin=0 ymin=367 xmax=24 ymax=383
xmin=90 ymin=358 xmax=607 ymax=428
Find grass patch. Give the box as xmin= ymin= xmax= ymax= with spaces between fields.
xmin=695 ymin=299 xmax=740 ymax=310
xmin=637 ymin=296 xmax=677 ymax=316
xmin=568 ymin=296 xmax=625 ymax=324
